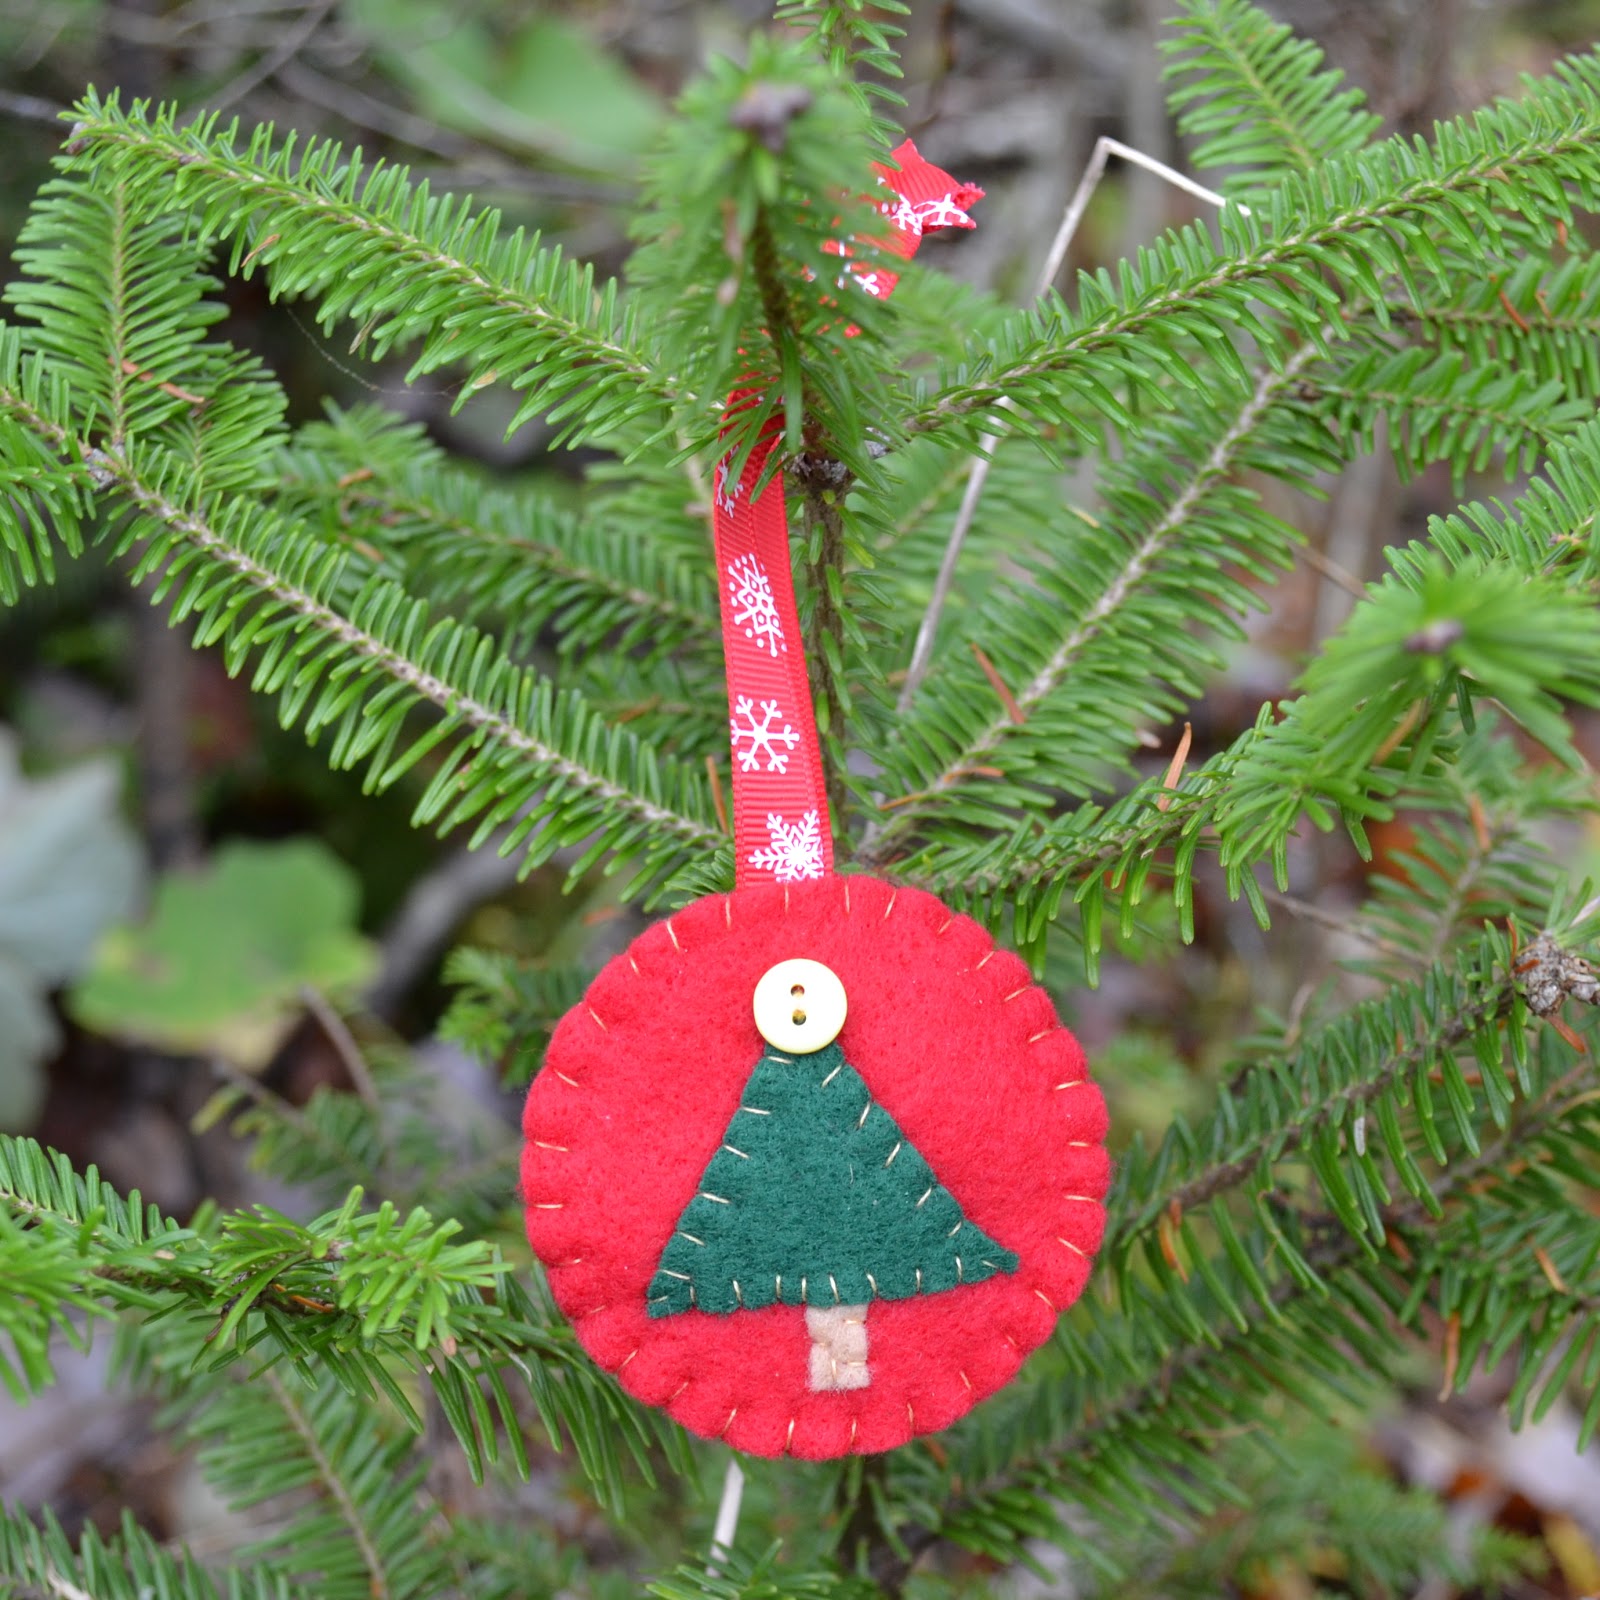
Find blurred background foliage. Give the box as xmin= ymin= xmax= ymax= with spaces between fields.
xmin=7 ymin=1 xmax=1600 ymax=1596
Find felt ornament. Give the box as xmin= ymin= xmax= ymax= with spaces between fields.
xmin=522 ymin=140 xmax=1109 ymax=1460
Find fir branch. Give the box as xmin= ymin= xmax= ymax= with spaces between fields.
xmin=437 ymin=947 xmax=587 ymax=1082
xmin=1353 ymin=744 xmax=1583 ymax=973
xmin=1162 ymin=0 xmax=1380 ymax=189
xmin=269 ymin=1372 xmax=398 ymax=1599
xmin=0 ymin=330 xmax=90 ymax=599
xmin=1417 ymin=805 xmax=1523 ymax=969
xmin=0 ymin=378 xmax=725 ymax=890
xmin=212 ymin=1064 xmax=388 ymax=1200
xmin=104 ymin=183 xmax=132 ymax=445
xmin=900 ymin=418 xmax=1600 ymax=974
xmin=0 ymin=1131 xmax=672 ymax=1508
xmin=0 ymin=1506 xmax=295 ymax=1600
xmin=63 ymin=94 xmax=683 ymax=442
xmin=861 ymin=348 xmax=1316 ymax=860
xmin=1108 ymin=925 xmax=1522 ymax=1262
xmin=0 ymin=341 xmax=74 ymax=453
xmin=772 ymin=0 xmax=910 ymax=142
xmin=648 ymin=1545 xmax=864 ymax=1600
xmin=736 ymin=130 xmax=858 ymax=814
xmin=277 ymin=407 xmax=720 ymax=663
xmin=899 ymin=58 xmax=1600 ymax=445
xmin=0 ymin=1210 xmax=104 ymax=1399
xmin=1381 ymin=251 xmax=1600 ymax=395
xmin=127 ymin=1317 xmax=464 ymax=1600
xmin=253 ymin=1370 xmax=426 ymax=1600
xmin=627 ymin=38 xmax=895 ymax=477
xmin=6 ymin=172 xmax=287 ymax=481
xmin=1306 ymin=343 xmax=1586 ymax=483
xmin=871 ymin=1058 xmax=1600 ymax=1591
xmin=802 ymin=476 xmax=851 ymax=826
xmin=101 ymin=445 xmax=714 ymax=845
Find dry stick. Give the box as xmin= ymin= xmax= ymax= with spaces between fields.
xmin=0 ymin=88 xmax=66 ymax=125
xmin=300 ymin=985 xmax=381 ymax=1111
xmin=896 ymin=139 xmax=1250 ymax=714
xmin=1298 ymin=538 xmax=1367 ymax=599
xmin=201 ymin=0 xmax=336 ymax=112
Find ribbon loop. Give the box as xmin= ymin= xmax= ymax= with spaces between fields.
xmin=712 ymin=140 xmax=982 ymax=890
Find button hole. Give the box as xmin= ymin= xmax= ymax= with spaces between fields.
xmin=792 ymin=1010 xmax=807 ymax=1026
xmin=790 ymin=983 xmax=805 ymax=997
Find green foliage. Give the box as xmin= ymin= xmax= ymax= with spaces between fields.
xmin=771 ymin=0 xmax=911 ymax=142
xmin=1087 ymin=1417 xmax=1539 ymax=1597
xmin=0 ymin=1506 xmax=294 ymax=1600
xmin=648 ymin=1546 xmax=865 ymax=1600
xmin=278 ymin=404 xmax=721 ymax=668
xmin=893 ymin=50 xmax=1600 ymax=455
xmin=344 ymin=0 xmax=663 ymax=174
xmin=1389 ymin=250 xmax=1600 ymax=398
xmin=5 ymin=0 xmax=1600 ymax=1595
xmin=0 ymin=324 xmax=93 ymax=600
xmin=859 ymin=356 xmax=1333 ymax=849
xmin=1162 ymin=0 xmax=1381 ymax=190
xmin=135 ymin=1334 xmax=457 ymax=1600
xmin=628 ymin=34 xmax=896 ymax=480
xmin=1315 ymin=340 xmax=1593 ymax=485
xmin=71 ymin=837 xmax=375 ymax=1065
xmin=6 ymin=175 xmax=286 ymax=475
xmin=0 ymin=1130 xmax=680 ymax=1509
xmin=63 ymin=92 xmax=673 ymax=447
xmin=437 ymin=945 xmax=588 ymax=1082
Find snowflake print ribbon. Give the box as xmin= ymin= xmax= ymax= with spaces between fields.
xmin=713 ymin=140 xmax=982 ymax=890
xmin=726 ymin=554 xmax=786 ymax=658
xmin=731 ymin=696 xmax=800 ymax=773
xmin=748 ymin=810 xmax=826 ymax=883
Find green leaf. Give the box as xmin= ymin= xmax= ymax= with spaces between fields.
xmin=70 ymin=838 xmax=375 ymax=1065
xmin=353 ymin=3 xmax=661 ymax=172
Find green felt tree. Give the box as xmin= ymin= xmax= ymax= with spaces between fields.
xmin=5 ymin=0 xmax=1600 ymax=1595
xmin=646 ymin=1041 xmax=1018 ymax=1321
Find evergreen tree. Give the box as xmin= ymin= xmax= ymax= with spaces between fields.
xmin=4 ymin=0 xmax=1600 ymax=1594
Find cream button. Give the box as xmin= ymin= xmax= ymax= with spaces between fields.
xmin=753 ymin=958 xmax=847 ymax=1055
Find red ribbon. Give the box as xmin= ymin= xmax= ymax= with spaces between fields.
xmin=714 ymin=139 xmax=982 ymax=890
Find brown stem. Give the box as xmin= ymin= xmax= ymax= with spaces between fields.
xmin=746 ymin=206 xmax=852 ymax=832
xmin=749 ymin=210 xmax=798 ymax=368
xmin=834 ymin=1452 xmax=897 ymax=1587
xmin=801 ymin=475 xmax=851 ymax=831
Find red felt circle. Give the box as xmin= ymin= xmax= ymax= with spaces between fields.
xmin=520 ymin=875 xmax=1109 ymax=1459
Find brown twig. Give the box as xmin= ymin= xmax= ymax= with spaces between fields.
xmin=201 ymin=0 xmax=337 ymax=112
xmin=743 ymin=199 xmax=852 ymax=827
xmin=970 ymin=642 xmax=1025 ymax=725
xmin=118 ymin=356 xmax=206 ymax=407
xmin=1154 ymin=722 xmax=1192 ymax=812
xmin=800 ymin=476 xmax=851 ymax=828
xmin=706 ymin=754 xmax=730 ymax=835
xmin=300 ymin=985 xmax=381 ymax=1111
